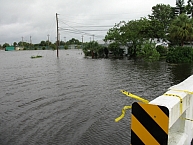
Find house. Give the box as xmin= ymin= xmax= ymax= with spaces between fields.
xmin=15 ymin=46 xmax=24 ymax=50
xmin=5 ymin=46 xmax=15 ymax=51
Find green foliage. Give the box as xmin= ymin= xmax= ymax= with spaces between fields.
xmin=137 ymin=41 xmax=160 ymax=61
xmin=176 ymin=0 xmax=185 ymax=14
xmin=82 ymin=41 xmax=104 ymax=58
xmin=3 ymin=43 xmax=10 ymax=48
xmin=40 ymin=41 xmax=46 ymax=46
xmin=108 ymin=42 xmax=123 ymax=57
xmin=156 ymin=45 xmax=167 ymax=57
xmin=169 ymin=14 xmax=193 ymax=46
xmin=50 ymin=44 xmax=56 ymax=50
xmin=166 ymin=46 xmax=193 ymax=63
xmin=149 ymin=4 xmax=173 ymax=37
xmin=186 ymin=0 xmax=193 ymax=18
xmin=34 ymin=48 xmax=37 ymax=50
xmin=64 ymin=45 xmax=68 ymax=50
xmin=13 ymin=42 xmax=17 ymax=47
xmin=42 ymin=47 xmax=46 ymax=50
xmin=66 ymin=38 xmax=81 ymax=45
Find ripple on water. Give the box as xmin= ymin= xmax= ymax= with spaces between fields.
xmin=0 ymin=50 xmax=193 ymax=145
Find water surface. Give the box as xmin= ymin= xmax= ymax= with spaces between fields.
xmin=0 ymin=49 xmax=192 ymax=145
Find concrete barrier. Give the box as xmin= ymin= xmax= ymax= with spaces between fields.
xmin=150 ymin=75 xmax=193 ymax=145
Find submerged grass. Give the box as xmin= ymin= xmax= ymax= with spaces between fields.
xmin=31 ymin=55 xmax=43 ymax=59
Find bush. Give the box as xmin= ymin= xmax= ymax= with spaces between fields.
xmin=42 ymin=47 xmax=46 ymax=50
xmin=156 ymin=45 xmax=167 ymax=57
xmin=64 ymin=45 xmax=68 ymax=50
xmin=166 ymin=46 xmax=193 ymax=63
xmin=137 ymin=41 xmax=160 ymax=61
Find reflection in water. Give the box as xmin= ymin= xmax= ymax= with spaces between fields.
xmin=0 ymin=50 xmax=192 ymax=145
xmin=169 ymin=63 xmax=193 ymax=84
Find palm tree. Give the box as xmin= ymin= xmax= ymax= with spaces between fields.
xmin=169 ymin=14 xmax=193 ymax=46
xmin=176 ymin=0 xmax=186 ymax=14
xmin=186 ymin=0 xmax=193 ymax=18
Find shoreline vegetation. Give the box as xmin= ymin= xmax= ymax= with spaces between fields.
xmin=2 ymin=1 xmax=193 ymax=63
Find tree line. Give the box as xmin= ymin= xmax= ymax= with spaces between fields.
xmin=0 ymin=38 xmax=82 ymax=50
xmin=83 ymin=0 xmax=193 ymax=63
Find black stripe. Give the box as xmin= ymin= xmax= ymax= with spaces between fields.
xmin=158 ymin=105 xmax=169 ymax=117
xmin=131 ymin=130 xmax=145 ymax=145
xmin=191 ymin=138 xmax=193 ymax=145
xmin=132 ymin=102 xmax=168 ymax=145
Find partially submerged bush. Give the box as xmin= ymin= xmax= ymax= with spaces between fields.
xmin=137 ymin=41 xmax=160 ymax=61
xmin=166 ymin=46 xmax=193 ymax=63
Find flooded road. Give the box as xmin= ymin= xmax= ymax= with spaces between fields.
xmin=0 ymin=49 xmax=192 ymax=145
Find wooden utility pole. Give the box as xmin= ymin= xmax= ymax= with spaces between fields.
xmin=22 ymin=37 xmax=24 ymax=47
xmin=30 ymin=36 xmax=32 ymax=49
xmin=47 ymin=34 xmax=50 ymax=49
xmin=82 ymin=35 xmax=83 ymax=48
xmin=56 ymin=13 xmax=59 ymax=57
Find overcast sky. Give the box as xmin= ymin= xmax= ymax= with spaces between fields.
xmin=0 ymin=0 xmax=176 ymax=45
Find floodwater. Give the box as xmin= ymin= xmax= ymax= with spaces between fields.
xmin=0 ymin=49 xmax=192 ymax=145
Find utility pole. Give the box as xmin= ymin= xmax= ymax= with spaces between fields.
xmin=93 ymin=35 xmax=94 ymax=41
xmin=47 ymin=34 xmax=50 ymax=49
xmin=59 ymin=33 xmax=60 ymax=46
xmin=22 ymin=37 xmax=23 ymax=47
xmin=64 ymin=37 xmax=66 ymax=49
xmin=56 ymin=13 xmax=59 ymax=58
xmin=82 ymin=35 xmax=83 ymax=49
xmin=64 ymin=37 xmax=66 ymax=43
xmin=30 ymin=36 xmax=32 ymax=49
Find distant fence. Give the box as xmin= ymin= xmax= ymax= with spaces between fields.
xmin=131 ymin=75 xmax=193 ymax=145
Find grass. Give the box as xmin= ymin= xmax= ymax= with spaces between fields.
xmin=31 ymin=55 xmax=43 ymax=59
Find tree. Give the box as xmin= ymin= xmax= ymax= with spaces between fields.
xmin=46 ymin=40 xmax=51 ymax=46
xmin=18 ymin=41 xmax=23 ymax=46
xmin=108 ymin=42 xmax=123 ymax=57
xmin=121 ymin=20 xmax=145 ymax=57
xmin=40 ymin=41 xmax=46 ymax=46
xmin=82 ymin=41 xmax=104 ymax=58
xmin=66 ymin=38 xmax=81 ymax=45
xmin=148 ymin=4 xmax=173 ymax=39
xmin=104 ymin=21 xmax=125 ymax=43
xmin=169 ymin=14 xmax=193 ymax=46
xmin=50 ymin=44 xmax=56 ymax=50
xmin=176 ymin=0 xmax=186 ymax=14
xmin=105 ymin=19 xmax=149 ymax=58
xmin=186 ymin=0 xmax=193 ymax=18
xmin=3 ymin=43 xmax=10 ymax=48
xmin=13 ymin=42 xmax=17 ymax=47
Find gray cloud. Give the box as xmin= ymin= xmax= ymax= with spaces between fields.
xmin=0 ymin=0 xmax=175 ymax=45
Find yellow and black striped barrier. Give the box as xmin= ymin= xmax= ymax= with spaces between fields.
xmin=131 ymin=102 xmax=169 ymax=145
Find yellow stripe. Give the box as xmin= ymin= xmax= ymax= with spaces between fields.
xmin=138 ymin=103 xmax=169 ymax=134
xmin=131 ymin=115 xmax=160 ymax=145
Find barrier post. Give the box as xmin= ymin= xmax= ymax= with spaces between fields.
xmin=131 ymin=75 xmax=193 ymax=145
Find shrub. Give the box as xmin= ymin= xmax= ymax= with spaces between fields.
xmin=137 ymin=41 xmax=160 ymax=61
xmin=166 ymin=46 xmax=193 ymax=63
xmin=156 ymin=45 xmax=167 ymax=57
